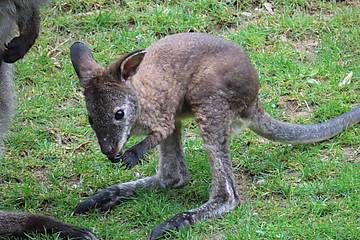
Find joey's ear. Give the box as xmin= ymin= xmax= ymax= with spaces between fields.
xmin=120 ymin=50 xmax=146 ymax=81
xmin=70 ymin=42 xmax=102 ymax=87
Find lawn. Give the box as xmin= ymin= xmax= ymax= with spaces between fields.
xmin=1 ymin=0 xmax=359 ymax=239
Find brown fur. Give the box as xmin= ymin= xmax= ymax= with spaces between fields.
xmin=70 ymin=32 xmax=360 ymax=239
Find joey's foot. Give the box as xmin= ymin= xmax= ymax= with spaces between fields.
xmin=121 ymin=149 xmax=140 ymax=169
xmin=74 ymin=186 xmax=123 ymax=214
xmin=59 ymin=227 xmax=98 ymax=240
xmin=3 ymin=36 xmax=34 ymax=63
xmin=149 ymin=212 xmax=195 ymax=240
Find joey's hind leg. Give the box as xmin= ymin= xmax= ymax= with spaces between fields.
xmin=75 ymin=122 xmax=189 ymax=214
xmin=150 ymin=101 xmax=240 ymax=240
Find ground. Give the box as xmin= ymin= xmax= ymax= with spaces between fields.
xmin=0 ymin=0 xmax=359 ymax=239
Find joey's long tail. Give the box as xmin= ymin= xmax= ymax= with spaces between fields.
xmin=249 ymin=105 xmax=360 ymax=144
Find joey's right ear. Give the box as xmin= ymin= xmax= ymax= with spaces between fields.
xmin=70 ymin=42 xmax=102 ymax=87
xmin=120 ymin=50 xmax=146 ymax=81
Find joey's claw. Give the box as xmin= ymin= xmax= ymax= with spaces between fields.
xmin=107 ymin=153 xmax=121 ymax=163
xmin=121 ymin=149 xmax=140 ymax=169
xmin=149 ymin=212 xmax=195 ymax=240
xmin=3 ymin=36 xmax=34 ymax=63
xmin=61 ymin=227 xmax=98 ymax=240
xmin=80 ymin=230 xmax=98 ymax=240
xmin=74 ymin=187 xmax=121 ymax=214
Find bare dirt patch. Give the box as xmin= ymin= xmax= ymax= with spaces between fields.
xmin=207 ymin=233 xmax=226 ymax=240
xmin=67 ymin=174 xmax=83 ymax=188
xmin=30 ymin=166 xmax=48 ymax=182
xmin=320 ymin=146 xmax=360 ymax=163
xmin=291 ymin=38 xmax=319 ymax=57
xmin=57 ymin=92 xmax=83 ymax=110
xmin=48 ymin=128 xmax=77 ymax=145
xmin=278 ymin=96 xmax=313 ymax=121
xmin=342 ymin=146 xmax=359 ymax=163
xmin=234 ymin=170 xmax=253 ymax=202
xmin=319 ymin=149 xmax=332 ymax=161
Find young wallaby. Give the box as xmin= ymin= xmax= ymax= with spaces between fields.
xmin=70 ymin=32 xmax=360 ymax=239
xmin=0 ymin=1 xmax=98 ymax=239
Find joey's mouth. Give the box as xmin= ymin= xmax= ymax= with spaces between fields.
xmin=100 ymin=141 xmax=123 ymax=163
xmin=103 ymin=134 xmax=130 ymax=163
xmin=107 ymin=152 xmax=122 ymax=163
xmin=106 ymin=140 xmax=126 ymax=163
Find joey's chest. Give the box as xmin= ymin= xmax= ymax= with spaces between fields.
xmin=130 ymin=123 xmax=150 ymax=136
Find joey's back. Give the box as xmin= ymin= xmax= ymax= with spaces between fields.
xmin=133 ymin=33 xmax=260 ymax=125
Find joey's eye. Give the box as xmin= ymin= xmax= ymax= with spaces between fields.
xmin=115 ymin=109 xmax=125 ymax=120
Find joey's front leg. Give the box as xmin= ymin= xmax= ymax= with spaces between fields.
xmin=122 ymin=131 xmax=169 ymax=169
xmin=75 ymin=124 xmax=188 ymax=215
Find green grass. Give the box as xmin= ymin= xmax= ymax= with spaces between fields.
xmin=1 ymin=0 xmax=359 ymax=239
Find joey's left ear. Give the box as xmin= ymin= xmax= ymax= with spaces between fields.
xmin=70 ymin=42 xmax=103 ymax=87
xmin=119 ymin=50 xmax=146 ymax=81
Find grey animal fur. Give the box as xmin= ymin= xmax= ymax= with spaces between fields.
xmin=70 ymin=33 xmax=360 ymax=239
xmin=0 ymin=2 xmax=16 ymax=154
xmin=0 ymin=1 xmax=98 ymax=239
xmin=0 ymin=0 xmax=47 ymax=154
xmin=0 ymin=63 xmax=16 ymax=155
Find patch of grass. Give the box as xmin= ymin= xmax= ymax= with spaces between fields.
xmin=1 ymin=0 xmax=359 ymax=239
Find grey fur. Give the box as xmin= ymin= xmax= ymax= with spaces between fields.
xmin=250 ymin=102 xmax=360 ymax=143
xmin=0 ymin=63 xmax=16 ymax=155
xmin=0 ymin=0 xmax=47 ymax=154
xmin=0 ymin=2 xmax=18 ymax=153
xmin=70 ymin=33 xmax=360 ymax=239
xmin=0 ymin=3 xmax=16 ymax=53
xmin=0 ymin=1 xmax=98 ymax=239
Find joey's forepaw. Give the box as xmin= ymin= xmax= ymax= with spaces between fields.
xmin=3 ymin=36 xmax=34 ymax=63
xmin=149 ymin=212 xmax=195 ymax=240
xmin=121 ymin=150 xmax=140 ymax=169
xmin=74 ymin=187 xmax=121 ymax=214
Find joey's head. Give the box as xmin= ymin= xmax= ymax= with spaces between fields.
xmin=70 ymin=42 xmax=145 ymax=163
